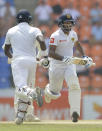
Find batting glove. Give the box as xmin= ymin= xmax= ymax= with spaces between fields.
xmin=62 ymin=56 xmax=72 ymax=64
xmin=82 ymin=56 xmax=93 ymax=68
xmin=38 ymin=58 xmax=50 ymax=68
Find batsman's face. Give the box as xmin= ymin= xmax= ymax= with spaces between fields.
xmin=62 ymin=21 xmax=73 ymax=33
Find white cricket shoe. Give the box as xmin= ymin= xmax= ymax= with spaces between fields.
xmin=25 ymin=113 xmax=40 ymax=122
xmin=15 ymin=117 xmax=23 ymax=125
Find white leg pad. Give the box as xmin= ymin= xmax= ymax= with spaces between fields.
xmin=16 ymin=87 xmax=37 ymax=102
xmin=69 ymin=88 xmax=81 ymax=116
xmin=68 ymin=76 xmax=81 ymax=116
xmin=14 ymin=91 xmax=34 ymax=116
xmin=15 ymin=86 xmax=37 ymax=120
xmin=17 ymin=99 xmax=31 ymax=119
xmin=27 ymin=100 xmax=34 ymax=114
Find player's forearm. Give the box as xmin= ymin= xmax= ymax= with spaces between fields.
xmin=36 ymin=35 xmax=46 ymax=50
xmin=4 ymin=45 xmax=12 ymax=58
xmin=75 ymin=42 xmax=85 ymax=56
xmin=4 ymin=50 xmax=12 ymax=58
xmin=36 ymin=35 xmax=48 ymax=59
xmin=49 ymin=51 xmax=63 ymax=61
xmin=39 ymin=41 xmax=46 ymax=50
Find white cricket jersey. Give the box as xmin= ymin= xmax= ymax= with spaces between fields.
xmin=4 ymin=22 xmax=42 ymax=58
xmin=49 ymin=28 xmax=78 ymax=65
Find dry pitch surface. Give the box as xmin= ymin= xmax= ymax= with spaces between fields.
xmin=0 ymin=120 xmax=102 ymax=131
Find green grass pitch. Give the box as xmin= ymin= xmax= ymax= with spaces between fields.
xmin=0 ymin=120 xmax=102 ymax=131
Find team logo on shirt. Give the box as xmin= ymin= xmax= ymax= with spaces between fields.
xmin=50 ymin=38 xmax=54 ymax=43
xmin=59 ymin=40 xmax=67 ymax=42
xmin=71 ymin=37 xmax=75 ymax=42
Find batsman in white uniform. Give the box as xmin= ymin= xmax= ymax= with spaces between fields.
xmin=44 ymin=14 xmax=92 ymax=122
xmin=3 ymin=9 xmax=49 ymax=124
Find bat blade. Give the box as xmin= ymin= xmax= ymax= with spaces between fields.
xmin=71 ymin=57 xmax=95 ymax=66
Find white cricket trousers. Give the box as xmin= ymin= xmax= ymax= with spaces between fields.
xmin=49 ymin=63 xmax=81 ymax=116
xmin=11 ymin=56 xmax=37 ymax=89
xmin=11 ymin=56 xmax=37 ymax=115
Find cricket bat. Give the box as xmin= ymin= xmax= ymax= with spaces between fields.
xmin=71 ymin=57 xmax=95 ymax=66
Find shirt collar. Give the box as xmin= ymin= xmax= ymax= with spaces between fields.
xmin=18 ymin=22 xmax=29 ymax=26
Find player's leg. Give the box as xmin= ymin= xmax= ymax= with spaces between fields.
xmin=11 ymin=59 xmax=43 ymax=124
xmin=25 ymin=64 xmax=40 ymax=122
xmin=65 ymin=65 xmax=81 ymax=122
xmin=44 ymin=66 xmax=65 ymax=103
xmin=12 ymin=61 xmax=29 ymax=124
xmin=15 ymin=86 xmax=39 ymax=124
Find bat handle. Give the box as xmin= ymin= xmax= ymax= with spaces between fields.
xmin=92 ymin=63 xmax=96 ymax=66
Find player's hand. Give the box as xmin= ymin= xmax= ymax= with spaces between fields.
xmin=38 ymin=58 xmax=50 ymax=68
xmin=62 ymin=56 xmax=72 ymax=64
xmin=83 ymin=56 xmax=93 ymax=68
xmin=37 ymin=49 xmax=48 ymax=59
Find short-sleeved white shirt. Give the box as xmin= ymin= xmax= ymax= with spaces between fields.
xmin=4 ymin=22 xmax=42 ymax=58
xmin=49 ymin=28 xmax=78 ymax=64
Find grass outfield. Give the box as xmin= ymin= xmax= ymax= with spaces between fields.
xmin=0 ymin=120 xmax=102 ymax=131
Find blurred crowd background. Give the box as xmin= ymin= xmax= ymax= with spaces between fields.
xmin=0 ymin=0 xmax=102 ymax=93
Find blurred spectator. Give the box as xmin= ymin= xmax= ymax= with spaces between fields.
xmin=0 ymin=0 xmax=16 ymax=89
xmin=91 ymin=21 xmax=102 ymax=44
xmin=4 ymin=2 xmax=16 ymax=27
xmin=0 ymin=0 xmax=16 ymax=36
xmin=0 ymin=0 xmax=6 ymax=18
xmin=62 ymin=3 xmax=81 ymax=20
xmin=0 ymin=0 xmax=6 ymax=36
xmin=90 ymin=2 xmax=102 ymax=24
xmin=52 ymin=4 xmax=62 ymax=15
xmin=34 ymin=0 xmax=53 ymax=26
xmin=5 ymin=0 xmax=15 ymax=6
xmin=51 ymin=4 xmax=62 ymax=22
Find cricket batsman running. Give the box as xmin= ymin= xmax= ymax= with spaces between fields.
xmin=3 ymin=9 xmax=49 ymax=124
xmin=44 ymin=14 xmax=94 ymax=122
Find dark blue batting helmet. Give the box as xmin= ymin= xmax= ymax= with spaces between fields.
xmin=16 ymin=9 xmax=32 ymax=24
xmin=58 ymin=14 xmax=75 ymax=32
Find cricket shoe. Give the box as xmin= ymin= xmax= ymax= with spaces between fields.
xmin=72 ymin=112 xmax=79 ymax=122
xmin=15 ymin=117 xmax=23 ymax=125
xmin=25 ymin=113 xmax=40 ymax=122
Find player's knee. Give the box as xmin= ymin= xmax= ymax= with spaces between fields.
xmin=16 ymin=86 xmax=33 ymax=102
xmin=15 ymin=87 xmax=33 ymax=121
xmin=68 ymin=76 xmax=80 ymax=90
xmin=69 ymin=83 xmax=80 ymax=90
xmin=44 ymin=84 xmax=61 ymax=100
